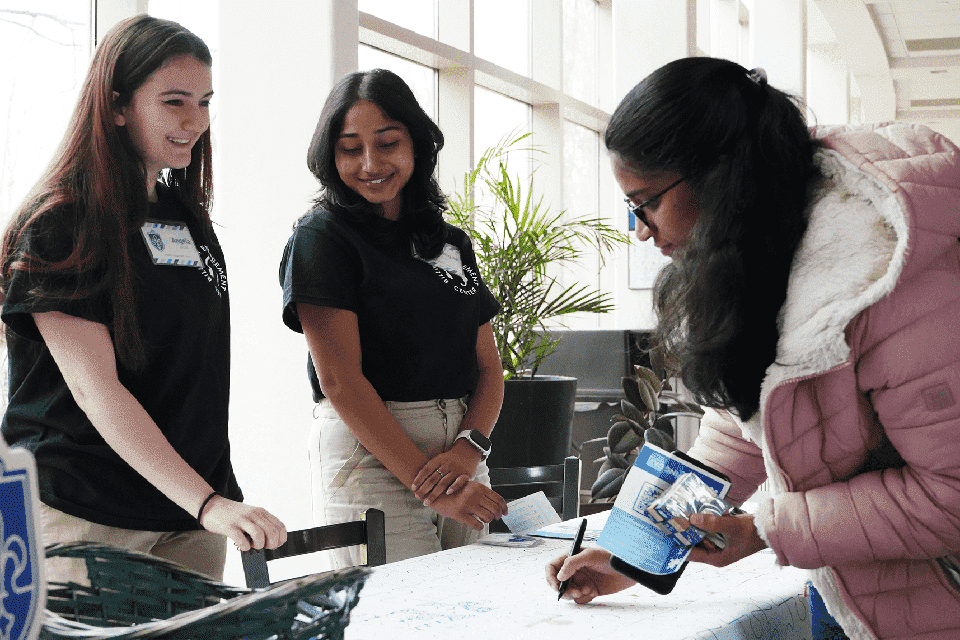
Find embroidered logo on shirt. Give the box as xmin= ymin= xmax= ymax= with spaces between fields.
xmin=415 ymin=242 xmax=479 ymax=296
xmin=431 ymin=263 xmax=480 ymax=296
xmin=197 ymin=245 xmax=227 ymax=297
xmin=922 ymin=383 xmax=956 ymax=412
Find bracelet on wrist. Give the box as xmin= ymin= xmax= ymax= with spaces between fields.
xmin=197 ymin=490 xmax=220 ymax=525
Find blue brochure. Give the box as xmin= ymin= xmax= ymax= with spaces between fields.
xmin=597 ymin=443 xmax=731 ymax=575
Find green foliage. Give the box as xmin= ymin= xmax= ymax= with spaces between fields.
xmin=447 ymin=132 xmax=630 ymax=378
xmin=589 ymin=365 xmax=705 ymax=502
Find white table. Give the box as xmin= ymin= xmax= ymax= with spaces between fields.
xmin=347 ymin=514 xmax=812 ymax=640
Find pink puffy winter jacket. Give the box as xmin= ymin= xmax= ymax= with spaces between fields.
xmin=686 ymin=123 xmax=960 ymax=640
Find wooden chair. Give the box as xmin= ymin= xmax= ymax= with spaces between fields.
xmin=241 ymin=508 xmax=386 ymax=588
xmin=487 ymin=456 xmax=581 ymax=532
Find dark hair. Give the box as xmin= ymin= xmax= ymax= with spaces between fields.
xmin=306 ymin=68 xmax=447 ymax=258
xmin=605 ymin=57 xmax=822 ymax=420
xmin=0 ymin=14 xmax=214 ymax=371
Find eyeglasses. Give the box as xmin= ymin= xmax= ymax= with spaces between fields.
xmin=625 ymin=177 xmax=684 ymax=229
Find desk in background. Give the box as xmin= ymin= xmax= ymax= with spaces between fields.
xmin=347 ymin=514 xmax=812 ymax=639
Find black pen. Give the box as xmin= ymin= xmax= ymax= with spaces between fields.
xmin=557 ymin=518 xmax=588 ymax=600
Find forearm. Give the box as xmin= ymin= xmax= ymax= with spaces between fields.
xmin=78 ymin=382 xmax=213 ymax=518
xmin=323 ymin=375 xmax=429 ymax=488
xmin=458 ymin=364 xmax=504 ymax=439
xmin=85 ymin=384 xmax=286 ymax=550
xmin=459 ymin=321 xmax=504 ymax=439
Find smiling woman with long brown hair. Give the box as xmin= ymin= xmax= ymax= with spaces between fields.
xmin=0 ymin=14 xmax=285 ymax=584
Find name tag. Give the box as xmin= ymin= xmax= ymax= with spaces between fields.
xmin=140 ymin=220 xmax=202 ymax=266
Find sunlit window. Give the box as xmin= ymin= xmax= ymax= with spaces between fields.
xmin=563 ymin=0 xmax=598 ymax=106
xmin=561 ymin=120 xmax=601 ymax=327
xmin=359 ymin=0 xmax=436 ymax=39
xmin=358 ymin=45 xmax=437 ymax=121
xmin=475 ymin=0 xmax=529 ymax=77
xmin=0 ymin=2 xmax=92 ymax=220
xmin=563 ymin=120 xmax=599 ymax=219
xmin=474 ymin=87 xmax=531 ymax=191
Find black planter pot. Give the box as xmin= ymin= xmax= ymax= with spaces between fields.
xmin=486 ymin=375 xmax=577 ymax=469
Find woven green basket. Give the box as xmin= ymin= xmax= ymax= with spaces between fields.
xmin=41 ymin=542 xmax=370 ymax=640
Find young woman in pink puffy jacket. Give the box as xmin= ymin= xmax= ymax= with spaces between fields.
xmin=546 ymin=56 xmax=960 ymax=640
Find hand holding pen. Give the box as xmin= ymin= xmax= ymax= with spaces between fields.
xmin=557 ymin=518 xmax=588 ymax=600
xmin=547 ymin=521 xmax=638 ymax=604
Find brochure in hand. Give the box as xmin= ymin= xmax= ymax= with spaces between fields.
xmin=596 ymin=443 xmax=732 ymax=594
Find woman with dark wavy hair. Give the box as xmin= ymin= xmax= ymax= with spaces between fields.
xmin=280 ymin=69 xmax=508 ymax=565
xmin=0 ymin=14 xmax=286 ymax=584
xmin=547 ymin=57 xmax=960 ymax=640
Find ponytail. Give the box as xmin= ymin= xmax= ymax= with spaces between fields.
xmin=606 ymin=57 xmax=821 ymax=419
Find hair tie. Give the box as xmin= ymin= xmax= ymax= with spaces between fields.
xmin=197 ymin=490 xmax=220 ymax=524
xmin=747 ymin=67 xmax=768 ymax=87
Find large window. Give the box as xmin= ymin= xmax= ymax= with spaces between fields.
xmin=358 ymin=44 xmax=437 ymax=121
xmin=1 ymin=2 xmax=92 ymax=219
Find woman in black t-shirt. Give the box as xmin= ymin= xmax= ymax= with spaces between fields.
xmin=280 ymin=69 xmax=508 ymax=565
xmin=0 ymin=15 xmax=285 ymax=583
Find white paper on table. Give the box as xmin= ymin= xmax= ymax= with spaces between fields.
xmin=501 ymin=491 xmax=562 ymax=533
xmin=531 ymin=510 xmax=610 ymax=540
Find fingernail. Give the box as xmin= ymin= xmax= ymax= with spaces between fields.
xmin=689 ymin=514 xmax=703 ymax=526
xmin=446 ymin=487 xmax=455 ymax=495
xmin=411 ymin=484 xmax=418 ymax=491
xmin=423 ymin=499 xmax=431 ymax=507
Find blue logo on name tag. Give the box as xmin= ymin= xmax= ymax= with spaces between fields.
xmin=148 ymin=232 xmax=164 ymax=252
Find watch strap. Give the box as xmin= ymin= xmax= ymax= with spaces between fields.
xmin=456 ymin=430 xmax=491 ymax=460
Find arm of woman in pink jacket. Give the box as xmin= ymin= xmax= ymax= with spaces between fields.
xmin=755 ymin=296 xmax=960 ymax=571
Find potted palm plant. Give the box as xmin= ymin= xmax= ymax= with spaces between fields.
xmin=446 ymin=132 xmax=630 ymax=469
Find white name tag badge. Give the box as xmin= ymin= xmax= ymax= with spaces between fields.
xmin=140 ymin=221 xmax=202 ymax=266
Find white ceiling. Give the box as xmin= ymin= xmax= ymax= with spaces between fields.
xmin=807 ymin=0 xmax=960 ymax=141
xmin=815 ymin=0 xmax=960 ymax=140
xmin=869 ymin=0 xmax=960 ymax=118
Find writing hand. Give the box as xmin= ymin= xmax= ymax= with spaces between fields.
xmin=199 ymin=495 xmax=287 ymax=552
xmin=411 ymin=443 xmax=481 ymax=503
xmin=686 ymin=512 xmax=766 ymax=567
xmin=429 ymin=480 xmax=507 ymax=531
xmin=545 ymin=548 xmax=638 ymax=604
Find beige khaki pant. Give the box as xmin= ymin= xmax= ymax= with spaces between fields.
xmin=40 ymin=503 xmax=227 ymax=584
xmin=309 ymin=398 xmax=490 ymax=567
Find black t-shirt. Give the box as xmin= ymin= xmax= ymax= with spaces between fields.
xmin=1 ymin=185 xmax=241 ymax=531
xmin=279 ymin=207 xmax=501 ymax=402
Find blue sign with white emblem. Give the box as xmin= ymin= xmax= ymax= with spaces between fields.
xmin=0 ymin=443 xmax=45 ymax=640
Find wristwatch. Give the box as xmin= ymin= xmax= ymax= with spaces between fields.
xmin=455 ymin=430 xmax=492 ymax=461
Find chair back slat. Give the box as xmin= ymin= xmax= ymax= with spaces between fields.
xmin=242 ymin=508 xmax=385 ymax=588
xmin=264 ymin=521 xmax=367 ymax=561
